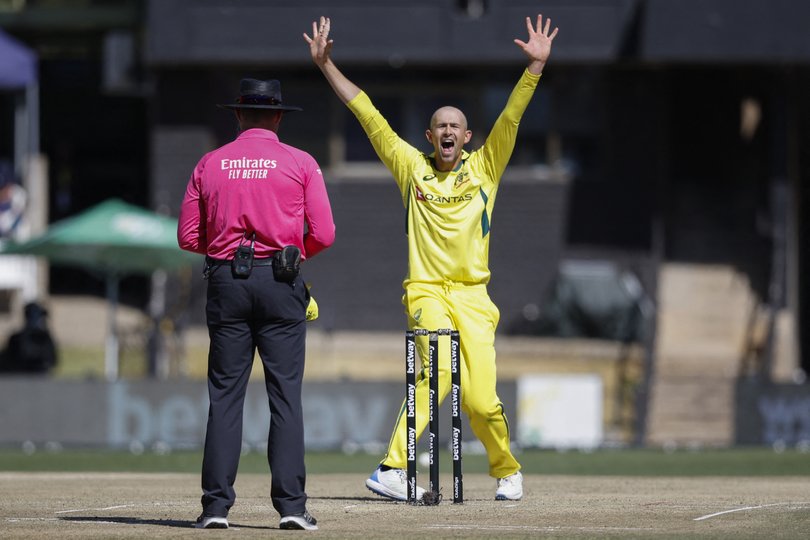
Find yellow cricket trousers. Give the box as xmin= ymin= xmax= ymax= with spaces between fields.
xmin=380 ymin=281 xmax=521 ymax=478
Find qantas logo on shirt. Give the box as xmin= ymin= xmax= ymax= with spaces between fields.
xmin=415 ymin=185 xmax=472 ymax=204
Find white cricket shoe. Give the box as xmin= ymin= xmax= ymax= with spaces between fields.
xmin=279 ymin=510 xmax=318 ymax=530
xmin=495 ymin=471 xmax=523 ymax=500
xmin=194 ymin=514 xmax=228 ymax=529
xmin=365 ymin=466 xmax=426 ymax=501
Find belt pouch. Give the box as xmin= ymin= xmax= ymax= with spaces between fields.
xmin=272 ymin=245 xmax=301 ymax=283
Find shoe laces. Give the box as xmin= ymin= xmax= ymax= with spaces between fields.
xmin=498 ymin=473 xmax=518 ymax=487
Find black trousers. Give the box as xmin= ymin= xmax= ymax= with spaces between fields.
xmin=200 ymin=264 xmax=309 ymax=518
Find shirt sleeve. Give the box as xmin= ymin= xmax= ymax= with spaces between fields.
xmin=346 ymin=92 xmax=424 ymax=199
xmin=177 ymin=154 xmax=209 ymax=254
xmin=475 ymin=69 xmax=541 ymax=184
xmin=302 ymin=160 xmax=336 ymax=259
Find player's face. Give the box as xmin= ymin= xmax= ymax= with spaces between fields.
xmin=426 ymin=107 xmax=472 ymax=171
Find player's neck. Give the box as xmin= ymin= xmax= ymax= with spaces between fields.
xmin=433 ymin=157 xmax=463 ymax=173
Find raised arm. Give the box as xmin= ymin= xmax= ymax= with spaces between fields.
xmin=303 ymin=16 xmax=361 ymax=104
xmin=474 ymin=15 xmax=559 ymax=181
xmin=513 ymin=14 xmax=558 ymax=75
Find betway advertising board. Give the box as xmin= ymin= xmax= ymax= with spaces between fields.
xmin=735 ymin=380 xmax=810 ymax=446
xmin=0 ymin=376 xmax=609 ymax=450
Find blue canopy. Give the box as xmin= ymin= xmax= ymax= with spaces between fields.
xmin=0 ymin=28 xmax=36 ymax=89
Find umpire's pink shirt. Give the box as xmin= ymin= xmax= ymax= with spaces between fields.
xmin=178 ymin=128 xmax=335 ymax=260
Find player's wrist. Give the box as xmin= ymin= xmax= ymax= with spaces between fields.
xmin=527 ymin=59 xmax=546 ymax=75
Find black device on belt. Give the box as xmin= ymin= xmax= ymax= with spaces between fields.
xmin=229 ymin=232 xmax=254 ymax=278
xmin=202 ymin=237 xmax=300 ymax=284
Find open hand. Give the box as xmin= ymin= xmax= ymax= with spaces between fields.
xmin=514 ymin=14 xmax=558 ymax=65
xmin=303 ymin=16 xmax=333 ymax=67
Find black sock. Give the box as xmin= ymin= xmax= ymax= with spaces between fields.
xmin=379 ymin=465 xmax=392 ymax=471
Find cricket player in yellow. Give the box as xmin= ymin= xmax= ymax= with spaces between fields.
xmin=305 ymin=14 xmax=558 ymax=501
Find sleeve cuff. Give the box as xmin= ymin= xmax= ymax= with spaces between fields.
xmin=347 ymin=91 xmax=373 ymax=115
xmin=523 ymin=68 xmax=541 ymax=82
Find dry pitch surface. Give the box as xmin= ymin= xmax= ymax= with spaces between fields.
xmin=2 ymin=472 xmax=808 ymax=539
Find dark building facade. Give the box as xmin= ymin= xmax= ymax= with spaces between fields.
xmin=3 ymin=0 xmax=809 ymax=374
xmin=144 ymin=0 xmax=810 ymax=374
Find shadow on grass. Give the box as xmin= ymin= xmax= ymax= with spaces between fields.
xmin=310 ymin=495 xmax=389 ymax=502
xmin=59 ymin=516 xmax=273 ymax=530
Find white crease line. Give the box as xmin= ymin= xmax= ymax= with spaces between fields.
xmin=426 ymin=524 xmax=654 ymax=532
xmin=694 ymin=502 xmax=797 ymax=521
xmin=55 ymin=504 xmax=135 ymax=515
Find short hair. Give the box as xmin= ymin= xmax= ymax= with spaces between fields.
xmin=239 ymin=108 xmax=281 ymax=126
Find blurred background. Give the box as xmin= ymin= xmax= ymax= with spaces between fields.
xmin=0 ymin=0 xmax=808 ymax=454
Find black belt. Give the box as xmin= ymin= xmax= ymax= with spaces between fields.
xmin=205 ymin=256 xmax=274 ymax=267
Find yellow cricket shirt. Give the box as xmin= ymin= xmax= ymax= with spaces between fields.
xmin=347 ymin=69 xmax=541 ymax=287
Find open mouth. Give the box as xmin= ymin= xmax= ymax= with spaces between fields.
xmin=440 ymin=139 xmax=455 ymax=157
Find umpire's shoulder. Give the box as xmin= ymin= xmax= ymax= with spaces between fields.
xmin=277 ymin=141 xmax=320 ymax=171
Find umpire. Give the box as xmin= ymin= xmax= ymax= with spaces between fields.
xmin=178 ymin=78 xmax=335 ymax=530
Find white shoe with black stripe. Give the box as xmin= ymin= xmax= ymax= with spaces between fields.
xmin=195 ymin=514 xmax=228 ymax=529
xmin=279 ymin=510 xmax=318 ymax=530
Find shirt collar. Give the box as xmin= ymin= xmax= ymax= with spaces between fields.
xmin=428 ymin=149 xmax=470 ymax=172
xmin=237 ymin=128 xmax=280 ymax=142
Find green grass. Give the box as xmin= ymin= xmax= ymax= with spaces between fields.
xmin=54 ymin=345 xmax=243 ymax=380
xmin=1 ymin=448 xmax=808 ymax=476
xmin=54 ymin=346 xmax=149 ymax=379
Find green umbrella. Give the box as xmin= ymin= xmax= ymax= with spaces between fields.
xmin=1 ymin=198 xmax=198 ymax=272
xmin=0 ymin=198 xmax=201 ymax=380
